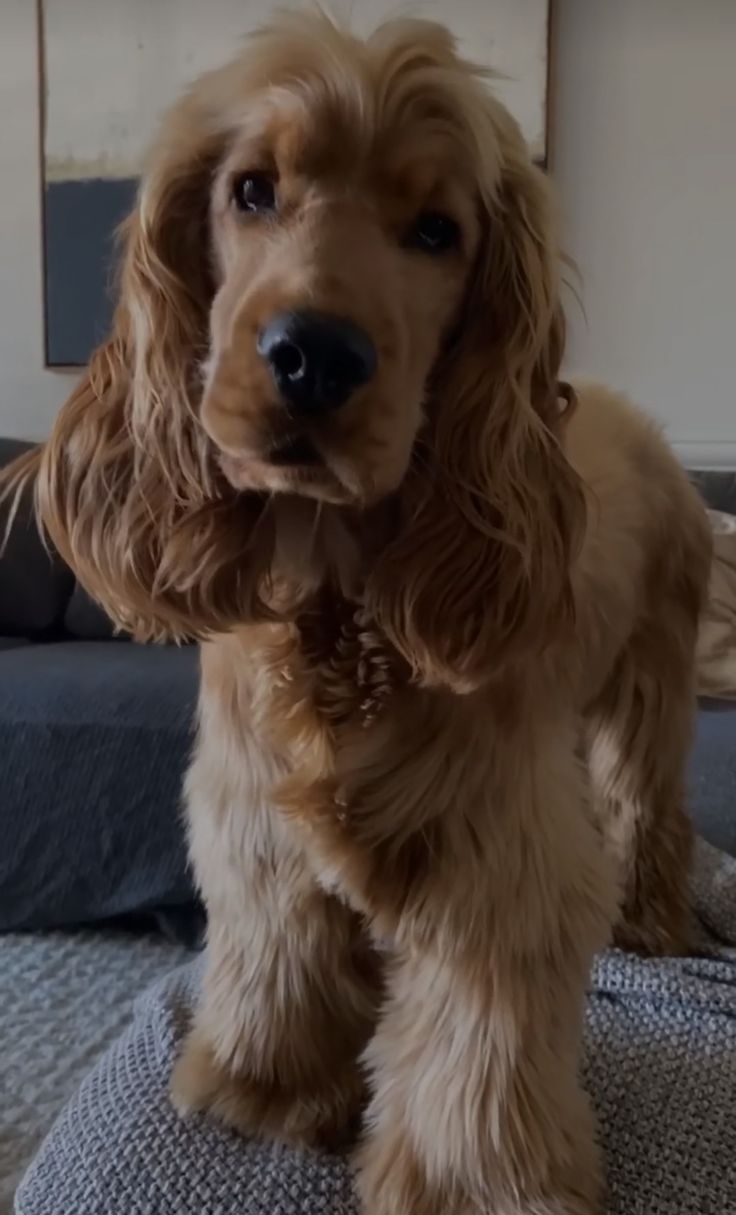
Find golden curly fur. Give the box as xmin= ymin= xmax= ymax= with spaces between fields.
xmin=2 ymin=13 xmax=713 ymax=1213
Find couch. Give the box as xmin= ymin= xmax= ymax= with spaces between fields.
xmin=1 ymin=442 xmax=734 ymax=937
xmin=0 ymin=437 xmax=201 ymax=941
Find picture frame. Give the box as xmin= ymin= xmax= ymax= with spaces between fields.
xmin=39 ymin=0 xmax=551 ymax=367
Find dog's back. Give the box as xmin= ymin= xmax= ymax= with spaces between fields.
xmin=567 ymin=381 xmax=712 ymax=951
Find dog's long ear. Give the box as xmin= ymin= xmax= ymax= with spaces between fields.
xmin=30 ymin=74 xmax=274 ymax=641
xmin=369 ymin=107 xmax=584 ymax=691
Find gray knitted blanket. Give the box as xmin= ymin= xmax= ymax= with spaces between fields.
xmin=16 ymin=840 xmax=736 ymax=1214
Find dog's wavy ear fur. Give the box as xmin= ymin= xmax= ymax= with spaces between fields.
xmin=368 ymin=105 xmax=585 ymax=691
xmin=19 ymin=73 xmax=272 ymax=642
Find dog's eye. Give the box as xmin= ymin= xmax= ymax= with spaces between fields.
xmin=406 ymin=211 xmax=460 ymax=254
xmin=232 ymin=172 xmax=276 ymax=214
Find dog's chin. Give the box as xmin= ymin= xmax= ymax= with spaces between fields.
xmin=220 ymin=449 xmax=365 ymax=506
xmin=218 ymin=425 xmax=413 ymax=507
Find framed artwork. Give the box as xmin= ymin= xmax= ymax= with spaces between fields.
xmin=40 ymin=0 xmax=550 ymax=366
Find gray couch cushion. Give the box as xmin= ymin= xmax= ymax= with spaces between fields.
xmin=0 ymin=439 xmax=74 ymax=635
xmin=690 ymin=702 xmax=736 ymax=857
xmin=0 ymin=640 xmax=198 ymax=930
xmin=63 ymin=582 xmax=119 ymax=639
xmin=0 ymin=637 xmax=730 ymax=928
xmin=692 ymin=470 xmax=736 ymax=516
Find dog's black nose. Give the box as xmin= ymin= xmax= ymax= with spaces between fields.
xmin=258 ymin=310 xmax=377 ymax=414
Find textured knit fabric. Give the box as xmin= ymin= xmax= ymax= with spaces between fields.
xmin=1 ymin=929 xmax=188 ymax=1214
xmin=15 ymin=840 xmax=736 ymax=1215
xmin=0 ymin=641 xmax=198 ymax=931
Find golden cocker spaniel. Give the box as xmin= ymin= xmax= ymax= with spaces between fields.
xmin=4 ymin=13 xmax=712 ymax=1214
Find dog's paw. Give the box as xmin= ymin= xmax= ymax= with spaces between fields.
xmin=170 ymin=1029 xmax=363 ymax=1150
xmin=356 ymin=1126 xmax=456 ymax=1215
xmin=613 ymin=903 xmax=693 ymax=956
xmin=356 ymin=1124 xmax=601 ymax=1215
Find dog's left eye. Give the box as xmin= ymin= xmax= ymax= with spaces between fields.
xmin=406 ymin=211 xmax=460 ymax=254
xmin=232 ymin=172 xmax=276 ymax=214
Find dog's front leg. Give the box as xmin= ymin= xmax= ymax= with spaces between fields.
xmin=285 ymin=708 xmax=617 ymax=1215
xmin=170 ymin=638 xmax=380 ymax=1149
xmin=171 ymin=888 xmax=377 ymax=1150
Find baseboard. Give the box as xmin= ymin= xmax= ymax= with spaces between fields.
xmin=674 ymin=439 xmax=736 ymax=471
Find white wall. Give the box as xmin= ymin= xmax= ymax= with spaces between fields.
xmin=1 ymin=0 xmax=735 ymax=465
xmin=554 ymin=0 xmax=736 ymax=468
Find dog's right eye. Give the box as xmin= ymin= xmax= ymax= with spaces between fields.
xmin=405 ymin=211 xmax=460 ymax=254
xmin=232 ymin=172 xmax=276 ymax=214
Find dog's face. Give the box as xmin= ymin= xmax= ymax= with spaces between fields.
xmin=201 ymin=47 xmax=483 ymax=505
xmin=34 ymin=14 xmax=583 ymax=677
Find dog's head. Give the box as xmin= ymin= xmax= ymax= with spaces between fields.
xmin=35 ymin=13 xmax=583 ymax=685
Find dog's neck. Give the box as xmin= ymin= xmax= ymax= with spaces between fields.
xmin=268 ymin=494 xmax=395 ymax=604
xmin=267 ymin=495 xmax=410 ymax=728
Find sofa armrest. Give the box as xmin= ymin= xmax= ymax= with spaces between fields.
xmin=0 ymin=439 xmax=75 ymax=636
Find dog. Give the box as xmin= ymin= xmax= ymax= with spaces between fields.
xmin=3 ymin=13 xmax=712 ymax=1214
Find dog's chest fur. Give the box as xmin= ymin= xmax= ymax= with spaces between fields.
xmin=263 ymin=500 xmax=408 ymax=733
xmin=293 ymin=589 xmax=409 ymax=729
xmin=233 ymin=589 xmax=414 ymax=835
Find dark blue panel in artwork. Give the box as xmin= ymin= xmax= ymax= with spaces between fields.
xmin=44 ymin=177 xmax=139 ymax=367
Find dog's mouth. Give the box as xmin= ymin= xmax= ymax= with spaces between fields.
xmin=267 ymin=433 xmax=324 ymax=468
xmin=219 ymin=434 xmax=355 ymax=504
